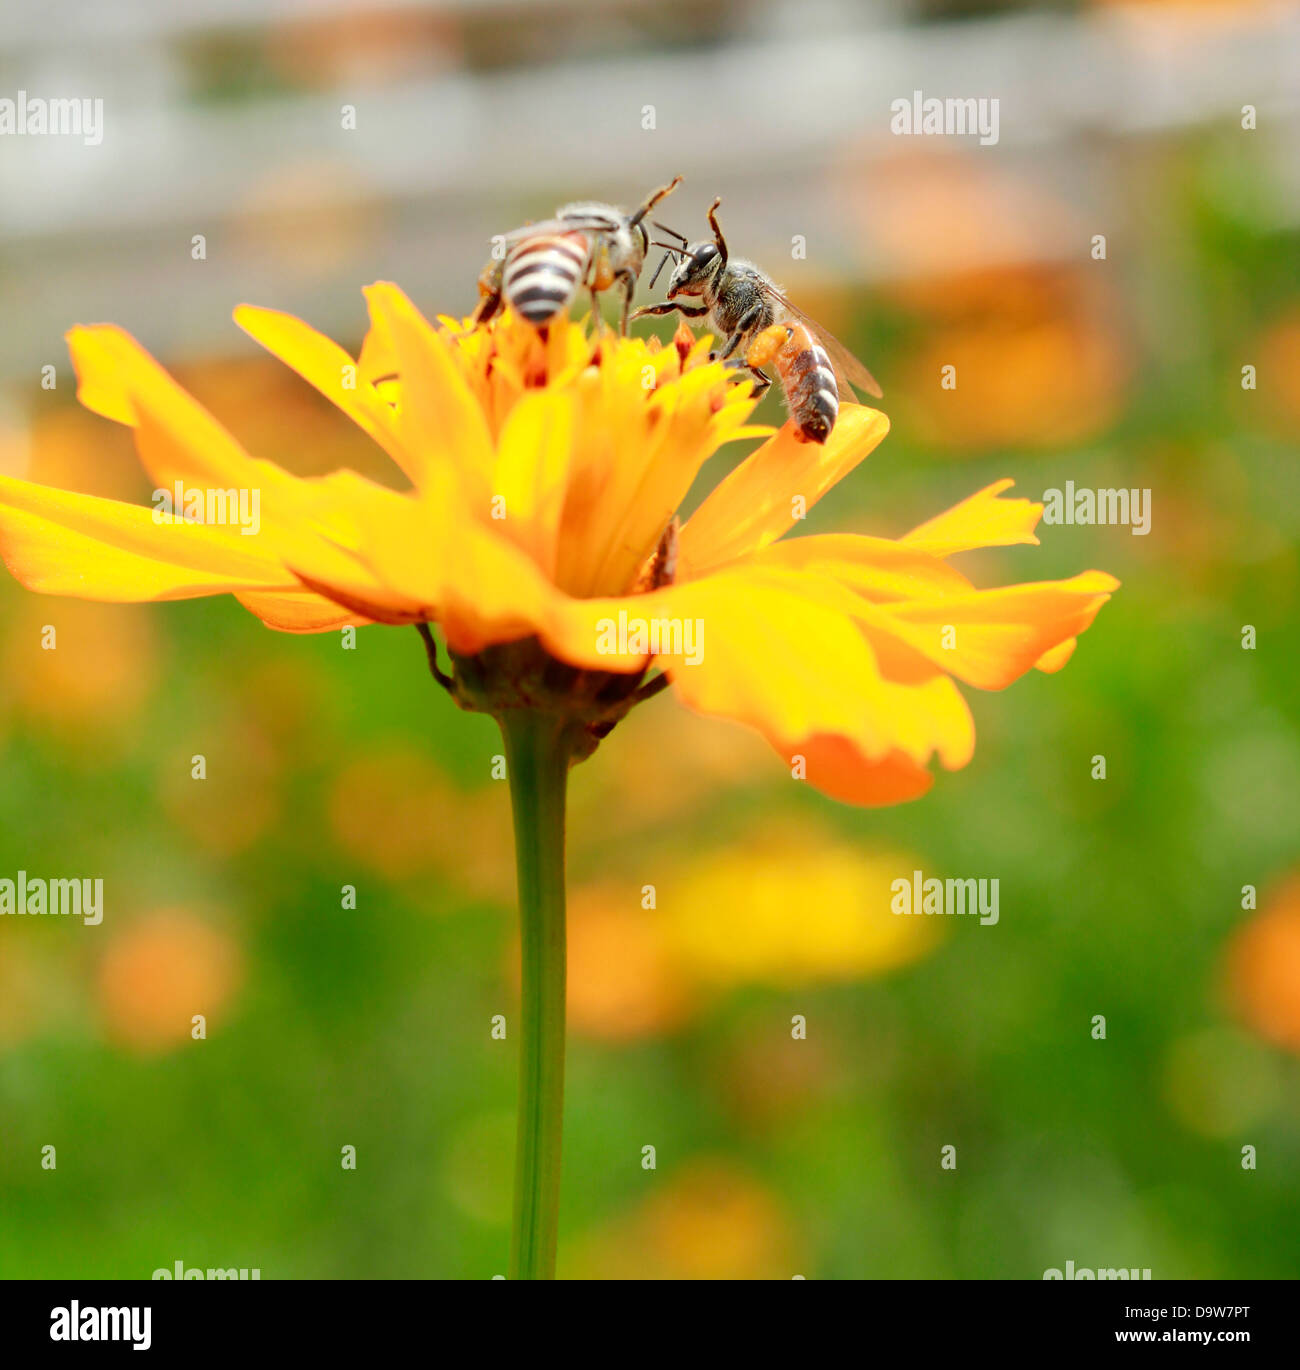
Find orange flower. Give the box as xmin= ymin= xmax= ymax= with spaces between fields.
xmin=0 ymin=289 xmax=1116 ymax=805
xmin=558 ymin=882 xmax=696 ymax=1041
xmin=97 ymin=909 xmax=241 ymax=1054
xmin=569 ymin=1160 xmax=799 ymax=1280
xmin=1225 ymin=875 xmax=1300 ymax=1054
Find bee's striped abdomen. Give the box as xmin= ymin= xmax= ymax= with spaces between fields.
xmin=775 ymin=322 xmax=839 ymax=444
xmin=503 ymin=230 xmax=591 ymax=328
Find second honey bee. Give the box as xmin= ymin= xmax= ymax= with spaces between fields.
xmin=474 ymin=176 xmax=683 ymax=334
xmin=634 ymin=199 xmax=882 ymax=443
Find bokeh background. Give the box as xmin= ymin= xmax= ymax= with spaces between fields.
xmin=2 ymin=0 xmax=1298 ymax=1279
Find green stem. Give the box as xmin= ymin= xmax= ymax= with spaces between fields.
xmin=499 ymin=710 xmax=572 ymax=1280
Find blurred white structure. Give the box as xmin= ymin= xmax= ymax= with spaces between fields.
xmin=1 ymin=0 xmax=1297 ymax=381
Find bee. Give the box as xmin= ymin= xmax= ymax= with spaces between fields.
xmin=473 ymin=176 xmax=683 ymax=334
xmin=633 ymin=198 xmax=882 ymax=443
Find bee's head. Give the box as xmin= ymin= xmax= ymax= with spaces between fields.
xmin=666 ymin=240 xmax=719 ymax=298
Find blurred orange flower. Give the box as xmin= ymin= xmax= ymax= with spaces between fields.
xmin=848 ymin=153 xmax=1076 ymax=286
xmin=564 ymin=883 xmax=695 ymax=1041
xmin=328 ymin=747 xmax=514 ymax=900
xmin=97 ymin=909 xmax=241 ymax=1054
xmin=568 ymin=1160 xmax=800 ymax=1280
xmin=1225 ymin=875 xmax=1300 ymax=1053
xmin=6 ymin=402 xmax=142 ymax=502
xmin=1255 ymin=312 xmax=1300 ymax=437
xmin=1091 ymin=0 xmax=1271 ymax=11
xmin=1 ymin=598 xmax=157 ymax=742
xmin=902 ymin=309 xmax=1127 ymax=452
xmin=842 ymin=150 xmax=1129 ymax=452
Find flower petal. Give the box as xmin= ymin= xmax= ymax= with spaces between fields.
xmin=900 ymin=479 xmax=1042 ymax=557
xmin=1034 ymin=637 xmax=1077 ymax=673
xmin=490 ymin=391 xmax=574 ymax=579
xmin=66 ymin=325 xmax=282 ymax=496
xmin=0 ymin=475 xmax=291 ymax=602
xmin=559 ymin=350 xmax=754 ymax=597
xmin=862 ymin=571 xmax=1119 ymax=690
xmin=787 ymin=735 xmax=935 ymax=807
xmin=362 ymin=283 xmax=494 ymax=507
xmin=233 ymin=304 xmax=420 ymax=487
xmin=333 ymin=464 xmax=558 ymax=651
xmin=678 ymin=405 xmax=890 ymax=575
xmin=540 ymin=567 xmax=974 ymax=801
xmin=739 ymin=532 xmax=975 ymax=602
xmin=235 ymin=587 xmax=372 ymax=633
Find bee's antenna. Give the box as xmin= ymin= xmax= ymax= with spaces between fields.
xmin=706 ymin=197 xmax=727 ymax=270
xmin=648 ymin=248 xmax=678 ymax=291
xmin=629 ymin=175 xmax=683 ymax=228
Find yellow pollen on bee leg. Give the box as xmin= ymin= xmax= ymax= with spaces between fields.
xmin=591 ymin=248 xmax=615 ymax=291
xmin=746 ymin=324 xmax=789 ymax=369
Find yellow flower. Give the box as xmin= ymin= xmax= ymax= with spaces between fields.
xmin=664 ymin=823 xmax=939 ymax=989
xmin=0 ymin=285 xmax=1117 ymax=805
xmin=563 ymin=822 xmax=938 ymax=1042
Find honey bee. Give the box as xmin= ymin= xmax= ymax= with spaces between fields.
xmin=473 ymin=176 xmax=683 ymax=334
xmin=633 ymin=198 xmax=882 ymax=443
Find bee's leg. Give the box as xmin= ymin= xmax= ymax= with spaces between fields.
xmin=472 ymin=292 xmax=502 ymax=326
xmin=630 ymin=175 xmax=684 ymax=228
xmin=743 ymin=365 xmax=772 ymax=396
xmin=714 ymin=303 xmax=766 ymax=362
xmin=616 ymin=273 xmax=636 ymax=335
xmin=721 ymin=359 xmax=771 ymax=396
xmin=589 ymin=286 xmax=604 ymax=336
xmin=631 ymin=302 xmax=708 ymax=321
xmin=473 ymin=255 xmax=505 ymax=327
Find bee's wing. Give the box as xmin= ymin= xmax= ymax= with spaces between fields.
xmin=497 ymin=214 xmax=621 ymax=246
xmin=494 ymin=217 xmax=568 ymax=245
xmin=764 ymin=285 xmax=884 ymax=399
